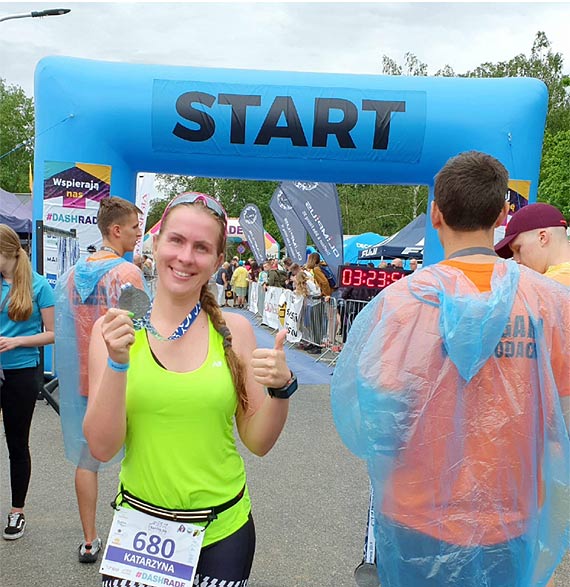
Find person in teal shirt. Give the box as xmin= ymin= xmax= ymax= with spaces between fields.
xmin=0 ymin=224 xmax=55 ymax=541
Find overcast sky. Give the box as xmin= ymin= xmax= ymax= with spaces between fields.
xmin=1 ymin=1 xmax=570 ymax=98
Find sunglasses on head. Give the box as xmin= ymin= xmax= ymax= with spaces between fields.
xmin=162 ymin=192 xmax=227 ymax=222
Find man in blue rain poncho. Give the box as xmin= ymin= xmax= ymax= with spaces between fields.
xmin=55 ymin=197 xmax=146 ymax=563
xmin=331 ymin=152 xmax=570 ymax=587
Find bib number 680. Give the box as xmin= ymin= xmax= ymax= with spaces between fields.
xmin=133 ymin=531 xmax=175 ymax=559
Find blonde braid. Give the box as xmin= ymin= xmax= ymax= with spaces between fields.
xmin=199 ymin=284 xmax=248 ymax=411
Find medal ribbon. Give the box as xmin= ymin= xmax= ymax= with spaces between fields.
xmin=133 ymin=302 xmax=202 ymax=341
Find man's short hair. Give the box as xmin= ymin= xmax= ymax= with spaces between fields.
xmin=97 ymin=196 xmax=141 ymax=237
xmin=434 ymin=151 xmax=508 ymax=231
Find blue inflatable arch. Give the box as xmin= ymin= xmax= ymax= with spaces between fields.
xmin=33 ymin=56 xmax=548 ymax=266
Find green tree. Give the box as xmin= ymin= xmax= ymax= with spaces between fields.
xmin=382 ymin=52 xmax=455 ymax=77
xmin=538 ymin=129 xmax=570 ymax=216
xmin=0 ymin=78 xmax=34 ymax=193
xmin=382 ymin=52 xmax=428 ymax=76
xmin=338 ymin=184 xmax=428 ymax=236
xmin=145 ymin=197 xmax=169 ymax=232
xmin=464 ymin=32 xmax=570 ymax=134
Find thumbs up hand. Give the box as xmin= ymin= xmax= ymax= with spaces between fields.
xmin=251 ymin=329 xmax=291 ymax=389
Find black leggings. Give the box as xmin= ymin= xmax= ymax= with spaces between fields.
xmin=0 ymin=365 xmax=41 ymax=508
xmin=102 ymin=514 xmax=256 ymax=586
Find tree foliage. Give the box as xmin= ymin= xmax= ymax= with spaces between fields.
xmin=538 ymin=130 xmax=570 ymax=216
xmin=464 ymin=32 xmax=570 ymax=134
xmin=382 ymin=52 xmax=456 ymax=77
xmin=382 ymin=52 xmax=429 ymax=76
xmin=0 ymin=78 xmax=34 ymax=193
xmin=337 ymin=184 xmax=428 ymax=236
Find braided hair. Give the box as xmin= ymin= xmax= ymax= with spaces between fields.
xmin=199 ymin=284 xmax=248 ymax=411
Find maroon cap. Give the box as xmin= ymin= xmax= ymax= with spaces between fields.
xmin=495 ymin=203 xmax=568 ymax=258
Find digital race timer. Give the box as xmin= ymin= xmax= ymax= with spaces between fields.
xmin=338 ymin=265 xmax=411 ymax=290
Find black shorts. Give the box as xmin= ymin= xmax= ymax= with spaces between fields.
xmin=102 ymin=514 xmax=256 ymax=587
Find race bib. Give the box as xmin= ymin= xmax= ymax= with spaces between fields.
xmin=100 ymin=506 xmax=204 ymax=587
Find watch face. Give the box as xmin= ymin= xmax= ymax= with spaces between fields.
xmin=338 ymin=265 xmax=410 ymax=290
xmin=268 ymin=375 xmax=298 ymax=399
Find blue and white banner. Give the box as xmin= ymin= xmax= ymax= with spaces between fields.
xmin=280 ymin=181 xmax=344 ymax=281
xmin=239 ymin=203 xmax=266 ymax=265
xmin=270 ymin=186 xmax=307 ymax=265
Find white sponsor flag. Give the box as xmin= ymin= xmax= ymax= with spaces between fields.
xmin=134 ymin=173 xmax=154 ymax=258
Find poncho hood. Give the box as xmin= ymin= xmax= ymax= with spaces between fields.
xmin=73 ymin=256 xmax=126 ymax=302
xmin=409 ymin=261 xmax=520 ymax=382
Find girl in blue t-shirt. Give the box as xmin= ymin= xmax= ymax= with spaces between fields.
xmin=0 ymin=224 xmax=55 ymax=541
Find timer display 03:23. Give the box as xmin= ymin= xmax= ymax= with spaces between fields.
xmin=339 ymin=266 xmax=410 ymax=289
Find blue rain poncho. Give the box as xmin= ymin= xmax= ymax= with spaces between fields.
xmin=331 ymin=260 xmax=570 ymax=587
xmin=55 ymin=256 xmax=148 ymax=467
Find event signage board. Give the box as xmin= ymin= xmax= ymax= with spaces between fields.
xmin=338 ymin=265 xmax=410 ymax=290
xmin=152 ymin=81 xmax=426 ymax=163
xmin=43 ymin=161 xmax=111 ymax=285
xmin=280 ymin=181 xmax=344 ymax=280
xmin=239 ymin=204 xmax=266 ymax=265
xmin=269 ymin=186 xmax=307 ymax=265
xmin=262 ymin=286 xmax=283 ymax=330
xmin=284 ymin=291 xmax=304 ymax=343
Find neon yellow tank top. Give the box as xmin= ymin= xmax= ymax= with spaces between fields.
xmin=120 ymin=317 xmax=251 ymax=546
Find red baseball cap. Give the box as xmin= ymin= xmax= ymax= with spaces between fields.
xmin=495 ymin=203 xmax=568 ymax=258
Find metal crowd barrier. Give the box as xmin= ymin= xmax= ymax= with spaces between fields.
xmin=247 ymin=282 xmax=266 ymax=324
xmin=242 ymin=283 xmax=371 ymax=366
xmin=337 ymin=298 xmax=370 ymax=344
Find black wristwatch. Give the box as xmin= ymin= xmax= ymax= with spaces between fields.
xmin=267 ymin=371 xmax=298 ymax=399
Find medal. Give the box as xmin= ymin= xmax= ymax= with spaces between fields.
xmin=119 ymin=284 xmax=201 ymax=341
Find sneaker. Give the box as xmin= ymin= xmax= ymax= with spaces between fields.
xmin=3 ymin=512 xmax=25 ymax=540
xmin=78 ymin=537 xmax=103 ymax=563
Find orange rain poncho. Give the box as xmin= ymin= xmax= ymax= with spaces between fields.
xmin=55 ymin=254 xmax=147 ymax=467
xmin=331 ymin=260 xmax=570 ymax=587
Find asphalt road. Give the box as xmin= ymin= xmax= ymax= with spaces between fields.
xmin=1 ymin=340 xmax=568 ymax=586
xmin=0 ymin=382 xmax=371 ymax=587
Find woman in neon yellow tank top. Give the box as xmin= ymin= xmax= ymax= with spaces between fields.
xmin=84 ymin=192 xmax=295 ymax=587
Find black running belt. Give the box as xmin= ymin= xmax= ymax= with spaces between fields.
xmin=113 ymin=485 xmax=246 ymax=524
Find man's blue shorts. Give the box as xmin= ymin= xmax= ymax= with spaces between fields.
xmin=375 ymin=515 xmax=532 ymax=587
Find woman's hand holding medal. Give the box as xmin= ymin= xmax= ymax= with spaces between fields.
xmin=102 ymin=284 xmax=151 ymax=365
xmin=101 ymin=308 xmax=135 ymax=365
